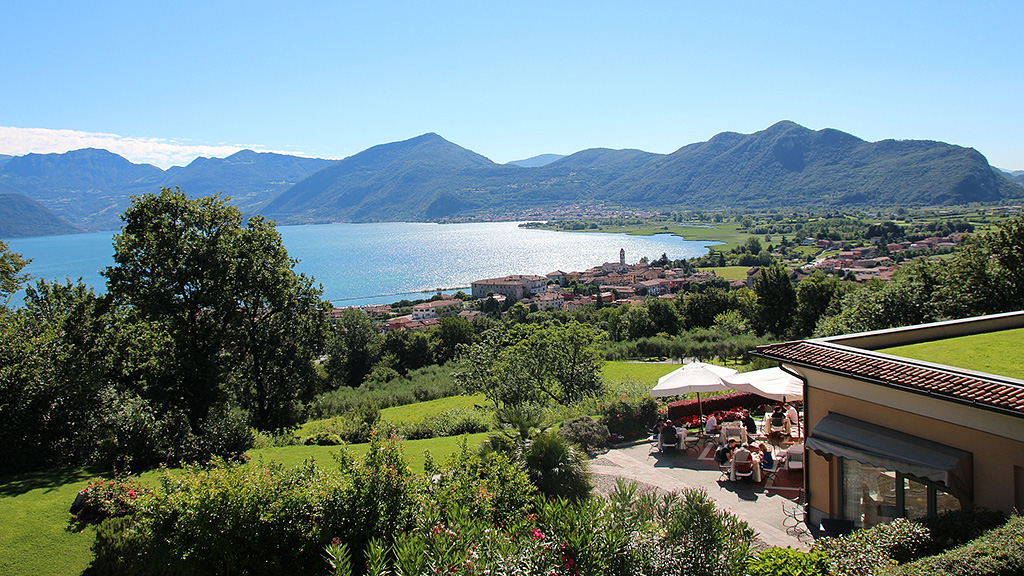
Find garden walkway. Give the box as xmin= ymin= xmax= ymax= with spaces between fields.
xmin=591 ymin=442 xmax=813 ymax=550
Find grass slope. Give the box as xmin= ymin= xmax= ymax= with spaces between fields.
xmin=878 ymin=327 xmax=1024 ymax=380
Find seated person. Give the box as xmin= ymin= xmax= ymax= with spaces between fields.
xmin=704 ymin=412 xmax=719 ymax=435
xmin=732 ymin=443 xmax=759 ymax=481
xmin=785 ymin=403 xmax=800 ymax=427
xmin=651 ymin=420 xmax=665 ymax=439
xmin=741 ymin=409 xmax=757 ymax=435
xmin=769 ymin=406 xmax=792 ymax=436
xmin=714 ymin=438 xmax=738 ymax=465
xmin=758 ymin=443 xmax=774 ymax=470
xmin=659 ymin=420 xmax=679 ymax=450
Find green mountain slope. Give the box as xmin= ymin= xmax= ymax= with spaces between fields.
xmin=263 ymin=122 xmax=1024 ymax=223
xmin=0 ymin=193 xmax=82 ymax=238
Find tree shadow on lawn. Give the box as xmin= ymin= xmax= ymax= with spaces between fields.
xmin=0 ymin=466 xmax=102 ymax=497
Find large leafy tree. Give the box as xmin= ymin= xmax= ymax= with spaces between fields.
xmin=457 ymin=320 xmax=605 ymax=407
xmin=104 ymin=188 xmax=330 ymax=431
xmin=327 ymin=307 xmax=383 ymax=387
xmin=752 ymin=264 xmax=797 ymax=336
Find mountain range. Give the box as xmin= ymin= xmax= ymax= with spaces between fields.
xmin=2 ymin=121 xmax=1022 ymax=238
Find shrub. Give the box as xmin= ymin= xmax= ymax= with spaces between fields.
xmin=657 ymin=487 xmax=756 ymax=576
xmin=307 ymin=363 xmax=462 ymax=419
xmin=599 ymin=396 xmax=658 ymax=438
xmin=524 ymin=430 xmax=591 ymax=500
xmin=251 ymin=429 xmax=302 ymax=449
xmin=304 ymin=431 xmax=343 ymax=446
xmin=914 ymin=507 xmax=1007 ymax=555
xmin=69 ymin=476 xmax=148 ymax=526
xmin=90 ymin=431 xmax=420 ymax=576
xmin=747 ymin=546 xmax=828 ymax=576
xmin=558 ymin=416 xmax=610 ymax=454
xmin=884 ymin=515 xmax=1024 ymax=576
xmin=396 ymin=407 xmax=491 ymax=441
xmin=815 ymin=518 xmax=932 ymax=575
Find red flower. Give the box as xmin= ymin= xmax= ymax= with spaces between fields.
xmin=531 ymin=528 xmax=544 ymax=540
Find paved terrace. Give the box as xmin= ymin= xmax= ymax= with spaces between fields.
xmin=591 ymin=441 xmax=813 ymax=550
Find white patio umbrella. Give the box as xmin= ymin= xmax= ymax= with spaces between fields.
xmin=650 ymin=361 xmax=739 ymax=423
xmin=723 ymin=367 xmax=804 ymax=437
xmin=721 ymin=367 xmax=803 ymax=402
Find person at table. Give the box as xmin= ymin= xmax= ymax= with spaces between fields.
xmin=731 ymin=443 xmax=761 ymax=482
xmin=660 ymin=420 xmax=679 ymax=452
xmin=768 ymin=406 xmax=792 ymax=436
xmin=714 ymin=438 xmax=738 ymax=465
xmin=785 ymin=403 xmax=800 ymax=427
xmin=758 ymin=443 xmax=774 ymax=471
xmin=651 ymin=420 xmax=665 ymax=439
xmin=741 ymin=409 xmax=757 ymax=435
xmin=704 ymin=412 xmax=719 ymax=435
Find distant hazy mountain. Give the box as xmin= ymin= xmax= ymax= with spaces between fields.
xmin=0 ymin=148 xmax=333 ymax=231
xmin=507 ymin=153 xmax=565 ymax=168
xmin=0 ymin=193 xmax=81 ymax=238
xmin=0 ymin=154 xmax=13 ymax=168
xmin=0 ymin=148 xmax=164 ymax=231
xmin=263 ymin=121 xmax=1023 ymax=223
xmin=160 ymin=150 xmax=334 ymax=215
xmin=1002 ymin=168 xmax=1024 ymax=185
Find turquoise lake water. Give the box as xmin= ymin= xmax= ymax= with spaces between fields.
xmin=6 ymin=222 xmax=718 ymax=306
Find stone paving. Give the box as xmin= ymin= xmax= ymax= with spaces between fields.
xmin=591 ymin=441 xmax=814 ymax=550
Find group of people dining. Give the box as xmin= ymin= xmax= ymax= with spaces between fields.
xmin=651 ymin=401 xmax=802 ymax=483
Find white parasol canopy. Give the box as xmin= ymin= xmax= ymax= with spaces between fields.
xmin=721 ymin=367 xmax=803 ymax=402
xmin=651 ymin=361 xmax=739 ymax=423
xmin=650 ymin=361 xmax=739 ymax=397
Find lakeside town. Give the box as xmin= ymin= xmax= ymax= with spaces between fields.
xmin=342 ymin=227 xmax=970 ymax=332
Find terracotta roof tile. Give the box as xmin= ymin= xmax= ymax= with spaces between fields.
xmin=755 ymin=341 xmax=1024 ymax=417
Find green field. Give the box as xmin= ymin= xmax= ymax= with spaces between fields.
xmin=0 ymin=431 xmax=491 ymax=576
xmin=300 ymin=393 xmax=488 ymax=436
xmin=878 ymin=327 xmax=1024 ymax=380
xmin=700 ymin=265 xmax=749 ymax=280
xmin=536 ymin=222 xmax=753 ymax=252
xmin=602 ymin=360 xmax=680 ymax=386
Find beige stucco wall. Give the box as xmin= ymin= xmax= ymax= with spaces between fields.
xmin=798 ymin=370 xmax=1024 ymax=518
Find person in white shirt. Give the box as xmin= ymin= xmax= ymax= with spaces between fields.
xmin=785 ymin=403 xmax=799 ymax=426
xmin=704 ymin=413 xmax=718 ymax=434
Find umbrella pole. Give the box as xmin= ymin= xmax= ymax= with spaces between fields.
xmin=697 ymin=392 xmax=703 ymax=427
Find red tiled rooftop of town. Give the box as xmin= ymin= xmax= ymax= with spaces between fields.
xmin=755 ymin=340 xmax=1024 ymax=417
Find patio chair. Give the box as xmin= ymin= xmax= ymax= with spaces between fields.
xmin=680 ymin=429 xmax=702 ymax=454
xmin=782 ymin=488 xmax=806 ymax=534
xmin=718 ymin=461 xmax=733 ymax=482
xmin=785 ymin=443 xmax=804 ymax=472
xmin=721 ymin=422 xmax=747 ymax=445
xmin=732 ymin=452 xmax=754 ymax=482
xmin=760 ymin=457 xmax=779 ymax=485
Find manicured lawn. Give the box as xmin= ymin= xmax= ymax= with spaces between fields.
xmin=248 ymin=432 xmax=491 ymax=472
xmin=700 ymin=265 xmax=749 ymax=280
xmin=602 ymin=360 xmax=680 ymax=387
xmin=878 ymin=327 xmax=1024 ymax=380
xmin=300 ymin=393 xmax=489 ymax=436
xmin=379 ymin=393 xmax=489 ymax=424
xmin=0 ymin=432 xmax=491 ymax=576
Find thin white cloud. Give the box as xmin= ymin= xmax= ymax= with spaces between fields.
xmin=0 ymin=126 xmax=321 ymax=169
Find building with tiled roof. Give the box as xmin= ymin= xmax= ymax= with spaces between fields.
xmin=754 ymin=311 xmax=1024 ymax=532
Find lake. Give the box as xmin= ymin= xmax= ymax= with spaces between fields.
xmin=6 ymin=222 xmax=718 ymax=306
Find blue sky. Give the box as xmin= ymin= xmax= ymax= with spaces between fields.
xmin=2 ymin=1 xmax=1022 ymax=169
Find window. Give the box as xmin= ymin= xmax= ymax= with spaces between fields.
xmin=839 ymin=458 xmax=960 ymax=528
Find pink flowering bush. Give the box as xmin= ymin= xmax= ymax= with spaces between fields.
xmin=69 ymin=475 xmax=147 ymax=526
